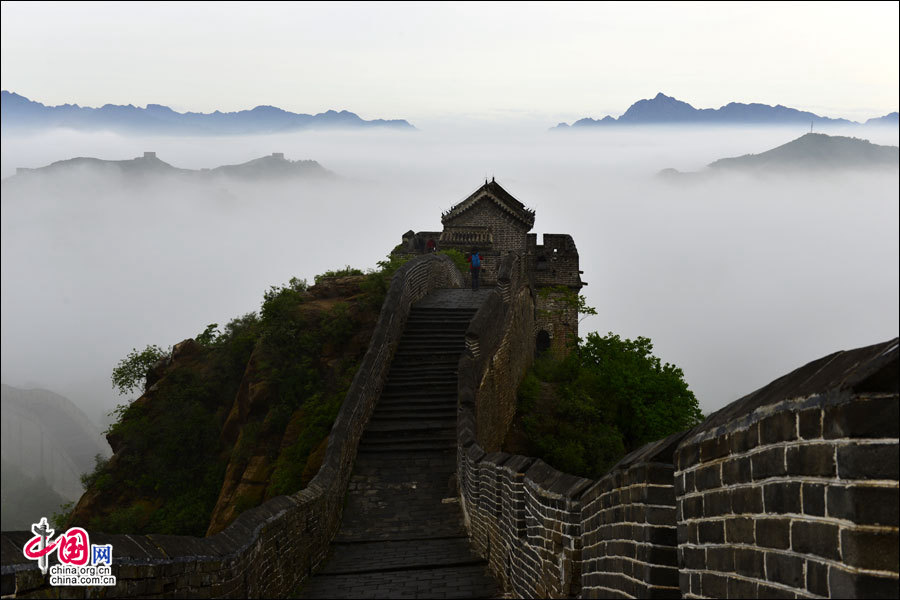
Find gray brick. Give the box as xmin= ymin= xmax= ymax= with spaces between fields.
xmin=841 ymin=528 xmax=899 ymax=571
xmin=837 ymin=443 xmax=899 ymax=480
xmin=791 ymin=520 xmax=840 ymax=560
xmin=786 ymin=443 xmax=835 ymax=477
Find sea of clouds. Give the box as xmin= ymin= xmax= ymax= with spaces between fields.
xmin=1 ymin=124 xmax=897 ymax=428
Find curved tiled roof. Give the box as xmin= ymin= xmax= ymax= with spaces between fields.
xmin=441 ymin=180 xmax=536 ymax=230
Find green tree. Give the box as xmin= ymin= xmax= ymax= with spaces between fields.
xmin=195 ymin=323 xmax=220 ymax=347
xmin=111 ymin=345 xmax=169 ymax=396
xmin=437 ymin=248 xmax=468 ymax=275
xmin=577 ymin=332 xmax=702 ymax=449
xmin=512 ymin=332 xmax=702 ymax=479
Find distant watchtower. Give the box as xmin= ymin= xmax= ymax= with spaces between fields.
xmin=396 ymin=179 xmax=585 ymax=355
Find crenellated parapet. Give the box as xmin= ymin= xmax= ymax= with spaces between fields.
xmin=458 ymin=303 xmax=899 ymax=599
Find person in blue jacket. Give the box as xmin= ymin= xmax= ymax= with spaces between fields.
xmin=467 ymin=248 xmax=482 ymax=291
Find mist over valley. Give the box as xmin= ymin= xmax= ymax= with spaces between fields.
xmin=2 ymin=123 xmax=897 ymax=430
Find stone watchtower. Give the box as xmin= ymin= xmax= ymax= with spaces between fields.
xmin=398 ymin=179 xmax=586 ymax=355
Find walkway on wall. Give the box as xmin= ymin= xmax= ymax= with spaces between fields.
xmin=298 ymin=289 xmax=499 ymax=599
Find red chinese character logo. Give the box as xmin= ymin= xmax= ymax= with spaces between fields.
xmin=23 ymin=527 xmax=91 ymax=566
xmin=57 ymin=528 xmax=90 ymax=566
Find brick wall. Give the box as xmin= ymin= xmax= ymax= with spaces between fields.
xmin=675 ymin=339 xmax=899 ymax=599
xmin=473 ymin=287 xmax=534 ymax=451
xmin=1 ymin=254 xmax=465 ymax=599
xmin=528 ymin=234 xmax=582 ymax=288
xmin=459 ymin=295 xmax=898 ymax=600
xmin=445 ymin=200 xmax=529 ymax=255
xmin=528 ymin=233 xmax=583 ymax=356
xmin=534 ymin=291 xmax=579 ymax=356
xmin=458 ymin=253 xmax=593 ymax=598
xmin=580 ymin=432 xmax=687 ymax=599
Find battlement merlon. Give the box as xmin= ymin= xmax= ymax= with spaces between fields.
xmin=527 ymin=233 xmax=586 ymax=289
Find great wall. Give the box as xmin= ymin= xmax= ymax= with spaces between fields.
xmin=1 ymin=180 xmax=897 ymax=598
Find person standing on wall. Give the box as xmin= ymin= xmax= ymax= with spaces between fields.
xmin=467 ymin=248 xmax=481 ymax=291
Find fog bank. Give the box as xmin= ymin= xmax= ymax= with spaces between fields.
xmin=2 ymin=125 xmax=897 ymax=423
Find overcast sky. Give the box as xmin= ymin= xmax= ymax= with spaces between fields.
xmin=2 ymin=1 xmax=898 ymax=127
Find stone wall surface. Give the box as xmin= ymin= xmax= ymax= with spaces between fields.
xmin=527 ymin=233 xmax=583 ymax=355
xmin=527 ymin=233 xmax=582 ymax=289
xmin=446 ymin=200 xmax=529 ymax=256
xmin=580 ymin=431 xmax=688 ymax=599
xmin=0 ymin=254 xmax=464 ymax=599
xmin=458 ymin=252 xmax=595 ymax=598
xmin=458 ymin=269 xmax=898 ymax=600
xmin=674 ymin=338 xmax=899 ymax=599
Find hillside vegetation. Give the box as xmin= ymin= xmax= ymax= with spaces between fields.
xmin=504 ymin=332 xmax=703 ymax=479
xmin=66 ymin=257 xmax=411 ymax=537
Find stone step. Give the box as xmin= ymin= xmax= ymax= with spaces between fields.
xmin=378 ymin=386 xmax=457 ymax=398
xmin=402 ymin=323 xmax=471 ymax=332
xmin=383 ymin=378 xmax=456 ymax=389
xmin=395 ymin=344 xmax=466 ymax=354
xmin=398 ymin=332 xmax=469 ymax=342
xmin=382 ymin=383 xmax=456 ymax=393
xmin=358 ymin=435 xmax=456 ymax=452
xmin=409 ymin=306 xmax=478 ymax=314
xmin=378 ymin=386 xmax=458 ymax=397
xmin=380 ymin=385 xmax=456 ymax=395
xmin=357 ymin=443 xmax=456 ymax=454
xmin=406 ymin=312 xmax=475 ymax=320
xmin=383 ymin=374 xmax=457 ymax=386
xmin=398 ymin=332 xmax=467 ymax=341
xmin=370 ymin=409 xmax=456 ymax=421
xmin=364 ymin=420 xmax=455 ymax=434
xmin=387 ymin=365 xmax=458 ymax=376
xmin=411 ymin=305 xmax=479 ymax=311
xmin=397 ymin=336 xmax=465 ymax=344
xmin=392 ymin=351 xmax=464 ymax=362
xmin=362 ymin=427 xmax=455 ymax=439
xmin=375 ymin=401 xmax=457 ymax=413
xmin=390 ymin=353 xmax=461 ymax=363
xmin=404 ymin=316 xmax=472 ymax=324
xmin=383 ymin=379 xmax=457 ymax=389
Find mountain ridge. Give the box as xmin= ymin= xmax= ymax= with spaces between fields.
xmin=556 ymin=92 xmax=898 ymax=129
xmin=658 ymin=132 xmax=899 ymax=179
xmin=1 ymin=91 xmax=417 ymax=135
xmin=708 ymin=132 xmax=899 ymax=170
xmin=5 ymin=151 xmax=333 ymax=182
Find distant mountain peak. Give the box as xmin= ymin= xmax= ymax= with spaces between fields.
xmin=1 ymin=91 xmax=417 ymax=135
xmin=555 ymin=93 xmax=898 ymax=129
xmin=661 ymin=133 xmax=898 ymax=178
xmin=708 ymin=132 xmax=898 ymax=171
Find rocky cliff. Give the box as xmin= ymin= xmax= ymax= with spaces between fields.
xmin=67 ymin=274 xmax=381 ymax=537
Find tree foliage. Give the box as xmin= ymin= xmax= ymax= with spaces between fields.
xmin=514 ymin=332 xmax=703 ymax=479
xmin=111 ymin=345 xmax=169 ymax=396
xmin=92 ymin=255 xmax=418 ymax=535
xmin=437 ymin=248 xmax=468 ymax=275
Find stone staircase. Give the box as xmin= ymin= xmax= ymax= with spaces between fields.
xmin=298 ymin=289 xmax=499 ymax=599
